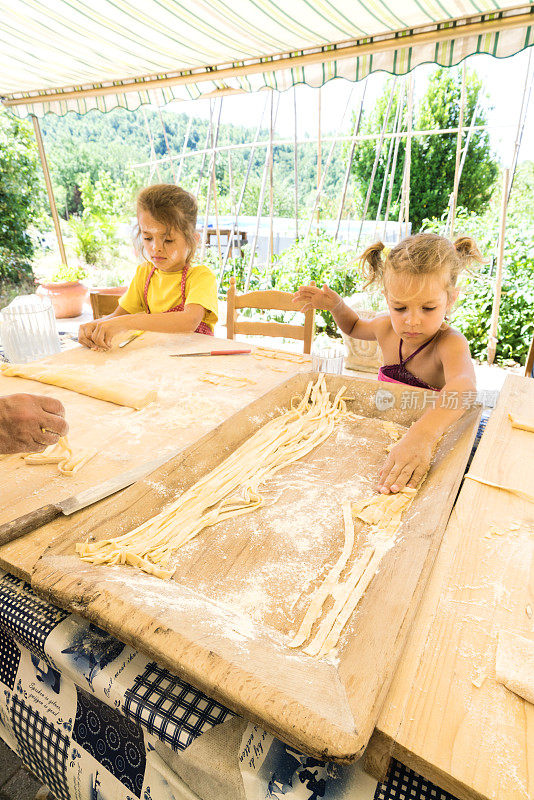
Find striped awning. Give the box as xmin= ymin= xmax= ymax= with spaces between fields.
xmin=1 ymin=1 xmax=533 ymax=118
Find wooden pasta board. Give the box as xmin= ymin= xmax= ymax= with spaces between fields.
xmin=31 ymin=374 xmax=480 ymax=762
xmin=0 ymin=332 xmax=309 ymax=532
xmin=366 ymin=374 xmax=534 ymax=800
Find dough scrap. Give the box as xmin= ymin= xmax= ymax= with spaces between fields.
xmin=290 ymin=487 xmax=417 ymax=657
xmin=508 ymin=413 xmax=534 ymax=433
xmin=465 ymin=474 xmax=534 ymax=504
xmin=1 ymin=363 xmax=157 ymax=409
xmin=199 ymin=372 xmax=256 ymax=388
xmin=76 ymin=375 xmax=348 ymax=579
xmin=253 ymin=346 xmax=311 ymax=364
xmin=495 ymin=630 xmax=534 ymax=704
xmin=24 ymin=436 xmax=96 ymax=476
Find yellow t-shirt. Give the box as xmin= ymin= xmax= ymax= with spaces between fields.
xmin=119 ymin=262 xmax=218 ymax=331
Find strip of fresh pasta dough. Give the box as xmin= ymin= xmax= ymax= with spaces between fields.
xmin=76 ymin=375 xmax=347 ymax=579
xmin=465 ymin=474 xmax=534 ymax=504
xmin=292 ymin=487 xmax=417 ymax=657
xmin=24 ymin=436 xmax=96 ymax=476
xmin=289 ymin=500 xmax=355 ymax=648
xmin=1 ymin=363 xmax=157 ymax=409
xmin=508 ymin=413 xmax=534 ymax=433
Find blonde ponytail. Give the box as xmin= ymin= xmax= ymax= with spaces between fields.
xmin=360 ymin=241 xmax=386 ymax=288
xmin=453 ymin=236 xmax=484 ymax=267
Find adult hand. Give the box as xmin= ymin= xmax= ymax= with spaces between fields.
xmin=292 ymin=283 xmax=342 ymax=313
xmin=0 ymin=394 xmax=68 ymax=454
xmin=377 ymin=428 xmax=433 ymax=494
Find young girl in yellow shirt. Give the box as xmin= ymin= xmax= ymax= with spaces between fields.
xmin=79 ymin=184 xmax=218 ymax=350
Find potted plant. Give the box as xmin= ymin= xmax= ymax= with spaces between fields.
xmin=36 ymin=263 xmax=89 ymax=319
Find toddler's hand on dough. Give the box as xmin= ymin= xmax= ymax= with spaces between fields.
xmin=377 ymin=429 xmax=432 ymax=494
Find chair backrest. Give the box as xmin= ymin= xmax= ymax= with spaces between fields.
xmin=90 ymin=292 xmax=121 ymax=320
xmin=525 ymin=332 xmax=534 ymax=377
xmin=226 ymin=276 xmax=314 ymax=354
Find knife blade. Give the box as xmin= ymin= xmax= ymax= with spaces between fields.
xmin=170 ymin=349 xmax=251 ymax=357
xmin=0 ymin=449 xmax=181 ymax=547
xmin=119 ymin=331 xmax=144 ymax=348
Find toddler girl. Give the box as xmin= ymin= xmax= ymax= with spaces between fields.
xmin=79 ymin=184 xmax=218 ymax=350
xmin=293 ymin=233 xmax=482 ymax=494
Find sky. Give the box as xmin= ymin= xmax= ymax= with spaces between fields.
xmin=168 ymin=48 xmax=533 ymax=166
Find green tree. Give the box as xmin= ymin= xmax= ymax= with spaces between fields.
xmin=350 ymin=69 xmax=498 ymax=231
xmin=0 ymin=110 xmax=44 ymax=282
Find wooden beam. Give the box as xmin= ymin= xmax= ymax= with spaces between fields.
xmin=5 ymin=11 xmax=533 ymax=109
xmin=487 ymin=169 xmax=510 ymax=365
xmin=31 ymin=115 xmax=67 ymax=266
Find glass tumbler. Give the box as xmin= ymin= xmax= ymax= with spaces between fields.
xmin=311 ymin=347 xmax=344 ymax=375
xmin=0 ymin=295 xmax=61 ymax=363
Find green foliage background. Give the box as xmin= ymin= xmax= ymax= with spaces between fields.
xmin=0 ymin=111 xmax=44 ymax=283
xmin=350 ymin=68 xmax=498 ymax=230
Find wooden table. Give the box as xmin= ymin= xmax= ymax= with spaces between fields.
xmin=367 ymin=374 xmax=534 ymax=800
xmin=1 ymin=340 xmax=530 ymax=795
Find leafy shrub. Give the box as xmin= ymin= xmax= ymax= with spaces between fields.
xmin=270 ymin=231 xmax=362 ymax=336
xmin=0 ymin=246 xmax=34 ymax=285
xmin=68 ymin=214 xmax=105 ymax=265
xmin=50 ymin=263 xmax=88 ymax=282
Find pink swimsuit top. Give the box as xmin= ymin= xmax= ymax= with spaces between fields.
xmin=143 ymin=263 xmax=213 ymax=336
xmin=378 ymin=333 xmax=440 ymax=392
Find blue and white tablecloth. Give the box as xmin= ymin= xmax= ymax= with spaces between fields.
xmin=0 ymin=569 xmax=461 ymax=800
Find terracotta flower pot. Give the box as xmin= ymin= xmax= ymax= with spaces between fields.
xmin=36 ymin=280 xmax=89 ymax=319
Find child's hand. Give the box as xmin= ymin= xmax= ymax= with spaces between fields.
xmin=292 ymin=283 xmax=342 ymax=313
xmin=78 ymin=317 xmax=130 ymax=351
xmin=78 ymin=321 xmax=99 ymax=350
xmin=377 ymin=428 xmax=433 ymax=494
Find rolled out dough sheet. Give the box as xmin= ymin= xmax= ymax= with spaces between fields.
xmin=1 ymin=363 xmax=157 ymax=409
xmin=495 ymin=630 xmax=534 ymax=704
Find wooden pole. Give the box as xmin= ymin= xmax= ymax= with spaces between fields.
xmin=487 ymin=169 xmax=510 ymax=365
xmin=335 ymin=79 xmax=368 ymax=240
xmin=175 ymin=114 xmax=192 ymax=185
xmin=293 ymin=86 xmax=299 ymax=241
xmin=218 ymin=95 xmax=269 ymax=285
xmin=449 ymin=63 xmax=467 ymax=235
xmin=268 ymin=90 xmax=274 ymax=269
xmin=317 ymin=87 xmax=321 ymax=227
xmin=383 ymin=81 xmax=405 ymax=238
xmin=31 ymin=115 xmax=68 ymax=266
xmin=356 ymin=79 xmax=397 ymax=250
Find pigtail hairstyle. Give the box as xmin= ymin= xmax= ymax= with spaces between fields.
xmin=135 ymin=184 xmax=198 ymax=265
xmin=453 ymin=236 xmax=484 ymax=270
xmin=360 ymin=241 xmax=386 ymax=289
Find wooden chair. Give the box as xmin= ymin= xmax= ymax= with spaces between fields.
xmin=89 ymin=291 xmax=121 ymax=320
xmin=226 ymin=276 xmax=314 ymax=354
xmin=525 ymin=332 xmax=534 ymax=377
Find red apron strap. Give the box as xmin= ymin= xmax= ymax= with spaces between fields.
xmin=143 ymin=266 xmax=157 ymax=314
xmin=144 ymin=262 xmax=213 ymax=335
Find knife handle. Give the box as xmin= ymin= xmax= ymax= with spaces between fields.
xmin=212 ymin=349 xmax=251 ymax=355
xmin=0 ymin=505 xmax=62 ymax=547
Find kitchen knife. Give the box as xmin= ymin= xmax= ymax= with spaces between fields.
xmin=119 ymin=331 xmax=144 ymax=348
xmin=170 ymin=349 xmax=251 ymax=357
xmin=0 ymin=449 xmax=181 ymax=547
